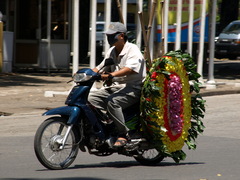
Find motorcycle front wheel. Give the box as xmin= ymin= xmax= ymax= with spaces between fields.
xmin=134 ymin=148 xmax=164 ymax=166
xmin=34 ymin=117 xmax=80 ymax=170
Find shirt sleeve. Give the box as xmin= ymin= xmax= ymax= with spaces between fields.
xmin=124 ymin=46 xmax=144 ymax=73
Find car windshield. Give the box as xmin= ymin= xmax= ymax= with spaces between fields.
xmin=222 ymin=23 xmax=240 ymax=34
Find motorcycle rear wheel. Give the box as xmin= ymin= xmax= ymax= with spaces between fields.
xmin=34 ymin=117 xmax=80 ymax=170
xmin=134 ymin=148 xmax=164 ymax=165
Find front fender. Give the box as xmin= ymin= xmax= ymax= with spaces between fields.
xmin=43 ymin=106 xmax=81 ymax=124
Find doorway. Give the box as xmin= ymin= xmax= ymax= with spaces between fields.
xmin=15 ymin=0 xmax=71 ymax=69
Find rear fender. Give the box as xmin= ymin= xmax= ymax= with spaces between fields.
xmin=43 ymin=106 xmax=81 ymax=124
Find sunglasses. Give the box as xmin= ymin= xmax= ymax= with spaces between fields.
xmin=106 ymin=33 xmax=123 ymax=46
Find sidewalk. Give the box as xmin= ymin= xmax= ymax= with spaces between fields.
xmin=0 ymin=72 xmax=72 ymax=116
xmin=200 ymin=59 xmax=240 ymax=95
xmin=0 ymin=60 xmax=240 ymax=117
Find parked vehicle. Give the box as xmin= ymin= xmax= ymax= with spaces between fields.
xmin=34 ymin=58 xmax=164 ymax=170
xmin=96 ymin=21 xmax=105 ymax=47
xmin=94 ymin=21 xmax=136 ymax=46
xmin=215 ymin=20 xmax=240 ymax=59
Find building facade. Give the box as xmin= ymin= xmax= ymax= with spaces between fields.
xmin=0 ymin=0 xmax=139 ymax=71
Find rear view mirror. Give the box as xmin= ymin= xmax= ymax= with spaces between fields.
xmin=104 ymin=58 xmax=114 ymax=67
xmin=97 ymin=58 xmax=114 ymax=73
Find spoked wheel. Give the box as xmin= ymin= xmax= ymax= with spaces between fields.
xmin=134 ymin=148 xmax=164 ymax=166
xmin=34 ymin=117 xmax=80 ymax=170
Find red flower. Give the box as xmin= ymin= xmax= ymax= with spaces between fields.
xmin=146 ymin=98 xmax=151 ymax=102
xmin=151 ymin=71 xmax=158 ymax=79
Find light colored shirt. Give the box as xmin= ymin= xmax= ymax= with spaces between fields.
xmin=96 ymin=41 xmax=146 ymax=88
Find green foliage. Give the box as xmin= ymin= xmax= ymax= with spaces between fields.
xmin=140 ymin=50 xmax=206 ymax=163
xmin=171 ymin=150 xmax=187 ymax=163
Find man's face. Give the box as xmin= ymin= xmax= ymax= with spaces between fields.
xmin=106 ymin=33 xmax=122 ymax=46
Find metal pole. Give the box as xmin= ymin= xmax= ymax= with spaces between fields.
xmin=0 ymin=12 xmax=3 ymax=73
xmin=38 ymin=0 xmax=42 ymax=67
xmin=175 ymin=0 xmax=182 ymax=50
xmin=207 ymin=0 xmax=217 ymax=83
xmin=163 ymin=0 xmax=169 ymax=54
xmin=122 ymin=0 xmax=127 ymax=25
xmin=104 ymin=0 xmax=111 ymax=57
xmin=47 ymin=0 xmax=51 ymax=74
xmin=188 ymin=0 xmax=194 ymax=55
xmin=90 ymin=0 xmax=97 ymax=68
xmin=72 ymin=0 xmax=79 ymax=75
xmin=136 ymin=0 xmax=143 ymax=49
xmin=149 ymin=18 xmax=155 ymax=59
xmin=160 ymin=0 xmax=164 ymax=55
xmin=197 ymin=0 xmax=207 ymax=78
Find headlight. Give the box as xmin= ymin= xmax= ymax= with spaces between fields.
xmin=73 ymin=73 xmax=92 ymax=82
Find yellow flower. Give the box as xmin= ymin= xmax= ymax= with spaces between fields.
xmin=145 ymin=56 xmax=192 ymax=153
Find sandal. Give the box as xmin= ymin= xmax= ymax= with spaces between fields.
xmin=113 ymin=137 xmax=127 ymax=147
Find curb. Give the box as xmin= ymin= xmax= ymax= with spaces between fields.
xmin=201 ymin=89 xmax=240 ymax=97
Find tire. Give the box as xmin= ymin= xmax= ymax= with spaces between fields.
xmin=34 ymin=117 xmax=80 ymax=170
xmin=134 ymin=148 xmax=164 ymax=166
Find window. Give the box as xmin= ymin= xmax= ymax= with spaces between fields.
xmin=50 ymin=0 xmax=69 ymax=40
xmin=16 ymin=0 xmax=69 ymax=40
xmin=16 ymin=0 xmax=38 ymax=39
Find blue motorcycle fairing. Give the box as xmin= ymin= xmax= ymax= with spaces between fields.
xmin=80 ymin=104 xmax=100 ymax=126
xmin=43 ymin=106 xmax=81 ymax=124
xmin=42 ymin=104 xmax=106 ymax=139
xmin=65 ymin=86 xmax=90 ymax=105
xmin=77 ymin=68 xmax=97 ymax=76
xmin=80 ymin=104 xmax=106 ymax=139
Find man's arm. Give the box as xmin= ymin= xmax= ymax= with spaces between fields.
xmin=92 ymin=67 xmax=98 ymax=73
xmin=111 ymin=67 xmax=134 ymax=77
xmin=101 ymin=67 xmax=134 ymax=81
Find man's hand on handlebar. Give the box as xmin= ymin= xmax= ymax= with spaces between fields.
xmin=101 ymin=72 xmax=113 ymax=81
xmin=101 ymin=72 xmax=113 ymax=86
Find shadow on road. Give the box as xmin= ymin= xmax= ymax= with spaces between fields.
xmin=0 ymin=73 xmax=71 ymax=87
xmin=4 ymin=178 xmax=105 ymax=180
xmin=62 ymin=160 xmax=204 ymax=169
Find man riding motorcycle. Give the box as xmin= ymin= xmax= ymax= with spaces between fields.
xmin=88 ymin=22 xmax=146 ymax=147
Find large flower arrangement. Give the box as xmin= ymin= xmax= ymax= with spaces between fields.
xmin=141 ymin=50 xmax=206 ymax=163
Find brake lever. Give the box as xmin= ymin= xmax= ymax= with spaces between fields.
xmin=67 ymin=79 xmax=73 ymax=83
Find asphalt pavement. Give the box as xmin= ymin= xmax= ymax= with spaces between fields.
xmin=0 ymin=59 xmax=240 ymax=117
xmin=0 ymin=59 xmax=240 ymax=179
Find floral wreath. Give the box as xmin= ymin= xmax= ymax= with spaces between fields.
xmin=140 ymin=50 xmax=206 ymax=163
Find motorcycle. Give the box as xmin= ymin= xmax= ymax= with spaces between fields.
xmin=34 ymin=58 xmax=164 ymax=170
